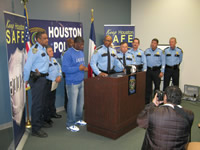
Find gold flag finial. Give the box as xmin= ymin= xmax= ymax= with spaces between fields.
xmin=91 ymin=9 xmax=94 ymax=23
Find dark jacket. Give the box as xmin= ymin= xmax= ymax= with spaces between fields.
xmin=137 ymin=103 xmax=194 ymax=150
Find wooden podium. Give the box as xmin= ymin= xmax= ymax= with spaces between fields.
xmin=84 ymin=72 xmax=146 ymax=139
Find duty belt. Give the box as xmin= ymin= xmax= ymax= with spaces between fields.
xmin=147 ymin=66 xmax=161 ymax=71
xmin=166 ymin=65 xmax=179 ymax=70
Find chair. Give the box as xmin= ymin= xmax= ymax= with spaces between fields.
xmin=186 ymin=142 xmax=200 ymax=150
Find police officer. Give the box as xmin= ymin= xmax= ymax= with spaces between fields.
xmin=24 ymin=31 xmax=49 ymax=138
xmin=44 ymin=45 xmax=62 ymax=126
xmin=61 ymin=38 xmax=74 ymax=111
xmin=145 ymin=38 xmax=165 ymax=104
xmin=90 ymin=35 xmax=120 ymax=77
xmin=163 ymin=37 xmax=183 ymax=90
xmin=115 ymin=42 xmax=135 ymax=72
xmin=128 ymin=38 xmax=147 ymax=71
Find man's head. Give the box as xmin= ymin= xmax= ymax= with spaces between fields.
xmin=46 ymin=45 xmax=54 ymax=58
xmin=132 ymin=38 xmax=140 ymax=50
xmin=120 ymin=42 xmax=128 ymax=54
xmin=169 ymin=37 xmax=177 ymax=49
xmin=74 ymin=37 xmax=84 ymax=50
xmin=151 ymin=38 xmax=159 ymax=50
xmin=67 ymin=38 xmax=74 ymax=48
xmin=36 ymin=31 xmax=48 ymax=47
xmin=164 ymin=86 xmax=182 ymax=105
xmin=103 ymin=35 xmax=112 ymax=48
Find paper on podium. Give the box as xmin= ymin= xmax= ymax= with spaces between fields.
xmin=51 ymin=81 xmax=58 ymax=91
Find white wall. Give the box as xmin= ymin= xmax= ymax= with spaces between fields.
xmin=131 ymin=0 xmax=200 ymax=90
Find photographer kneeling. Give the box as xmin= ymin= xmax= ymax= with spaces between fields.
xmin=137 ymin=86 xmax=194 ymax=150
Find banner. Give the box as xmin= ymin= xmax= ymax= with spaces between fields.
xmin=29 ymin=19 xmax=83 ymax=58
xmin=4 ymin=11 xmax=26 ymax=148
xmin=104 ymin=25 xmax=135 ymax=51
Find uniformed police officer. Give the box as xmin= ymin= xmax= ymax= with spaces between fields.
xmin=145 ymin=38 xmax=165 ymax=104
xmin=90 ymin=35 xmax=120 ymax=77
xmin=24 ymin=31 xmax=49 ymax=138
xmin=115 ymin=42 xmax=135 ymax=72
xmin=163 ymin=37 xmax=183 ymax=90
xmin=61 ymin=38 xmax=74 ymax=111
xmin=44 ymin=45 xmax=62 ymax=125
xmin=128 ymin=38 xmax=147 ymax=71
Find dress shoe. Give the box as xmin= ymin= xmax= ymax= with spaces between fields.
xmin=42 ymin=122 xmax=52 ymax=128
xmin=51 ymin=113 xmax=62 ymax=119
xmin=45 ymin=119 xmax=54 ymax=125
xmin=198 ymin=123 xmax=200 ymax=128
xmin=32 ymin=130 xmax=48 ymax=138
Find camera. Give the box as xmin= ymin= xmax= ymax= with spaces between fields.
xmin=155 ymin=90 xmax=165 ymax=101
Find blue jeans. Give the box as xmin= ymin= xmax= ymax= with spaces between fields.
xmin=66 ymin=81 xmax=84 ymax=127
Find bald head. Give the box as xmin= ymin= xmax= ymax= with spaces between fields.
xmin=103 ymin=35 xmax=112 ymax=48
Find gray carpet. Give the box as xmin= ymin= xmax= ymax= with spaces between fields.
xmin=21 ymin=100 xmax=200 ymax=150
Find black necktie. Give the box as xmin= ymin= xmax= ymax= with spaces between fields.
xmin=107 ymin=47 xmax=111 ymax=74
xmin=123 ymin=53 xmax=126 ymax=66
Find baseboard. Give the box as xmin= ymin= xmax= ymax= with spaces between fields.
xmin=0 ymin=121 xmax=13 ymax=130
xmin=56 ymin=106 xmax=65 ymax=112
xmin=16 ymin=129 xmax=30 ymax=150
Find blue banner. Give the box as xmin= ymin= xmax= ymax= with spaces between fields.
xmin=104 ymin=25 xmax=135 ymax=51
xmin=4 ymin=11 xmax=26 ymax=148
xmin=29 ymin=19 xmax=83 ymax=58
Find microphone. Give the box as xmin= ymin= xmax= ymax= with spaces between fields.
xmin=114 ymin=55 xmax=125 ymax=68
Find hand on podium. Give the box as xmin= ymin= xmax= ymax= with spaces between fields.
xmin=98 ymin=72 xmax=108 ymax=77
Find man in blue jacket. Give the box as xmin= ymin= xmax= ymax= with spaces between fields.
xmin=62 ymin=37 xmax=88 ymax=132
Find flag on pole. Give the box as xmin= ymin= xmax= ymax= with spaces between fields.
xmin=24 ymin=4 xmax=31 ymax=90
xmin=88 ymin=9 xmax=96 ymax=78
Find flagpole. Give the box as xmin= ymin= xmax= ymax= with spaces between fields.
xmin=91 ymin=9 xmax=94 ymax=23
xmin=23 ymin=0 xmax=31 ymax=129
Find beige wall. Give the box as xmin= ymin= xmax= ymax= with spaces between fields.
xmin=131 ymin=0 xmax=200 ymax=90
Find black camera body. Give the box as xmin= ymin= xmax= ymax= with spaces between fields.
xmin=155 ymin=90 xmax=165 ymax=101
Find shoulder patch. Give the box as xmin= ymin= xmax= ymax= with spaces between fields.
xmin=177 ymin=47 xmax=183 ymax=53
xmin=93 ymin=49 xmax=98 ymax=54
xmin=32 ymin=44 xmax=38 ymax=54
xmin=96 ymin=45 xmax=103 ymax=50
xmin=32 ymin=48 xmax=38 ymax=54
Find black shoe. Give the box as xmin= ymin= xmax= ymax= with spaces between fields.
xmin=45 ymin=119 xmax=53 ymax=125
xmin=51 ymin=113 xmax=62 ymax=119
xmin=42 ymin=122 xmax=52 ymax=128
xmin=32 ymin=130 xmax=48 ymax=138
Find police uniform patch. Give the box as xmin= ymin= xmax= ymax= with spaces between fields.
xmin=177 ymin=47 xmax=183 ymax=53
xmin=94 ymin=49 xmax=98 ymax=54
xmin=32 ymin=48 xmax=38 ymax=54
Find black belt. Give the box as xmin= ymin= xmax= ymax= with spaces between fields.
xmin=30 ymin=71 xmax=48 ymax=77
xmin=99 ymin=69 xmax=115 ymax=75
xmin=147 ymin=66 xmax=161 ymax=71
xmin=166 ymin=65 xmax=179 ymax=69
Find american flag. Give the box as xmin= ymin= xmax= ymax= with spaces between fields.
xmin=24 ymin=5 xmax=31 ymax=91
xmin=24 ymin=5 xmax=31 ymax=53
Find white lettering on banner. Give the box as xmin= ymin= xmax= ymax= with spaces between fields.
xmin=48 ymin=26 xmax=82 ymax=38
xmin=54 ymin=41 xmax=66 ymax=53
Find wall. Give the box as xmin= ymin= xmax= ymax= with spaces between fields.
xmin=0 ymin=0 xmax=131 ymax=125
xmin=131 ymin=0 xmax=200 ymax=90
